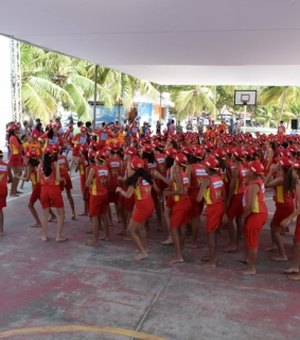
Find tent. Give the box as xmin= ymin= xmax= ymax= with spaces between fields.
xmin=1 ymin=0 xmax=300 ymax=85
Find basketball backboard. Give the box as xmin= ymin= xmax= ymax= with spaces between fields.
xmin=234 ymin=90 xmax=257 ymax=105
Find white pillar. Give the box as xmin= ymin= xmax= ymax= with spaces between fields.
xmin=0 ymin=35 xmax=13 ymax=148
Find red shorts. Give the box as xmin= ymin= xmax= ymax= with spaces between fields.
xmin=227 ymin=194 xmax=243 ymax=220
xmin=295 ymin=216 xmax=300 ymax=244
xmin=157 ymin=179 xmax=167 ymax=192
xmin=29 ymin=184 xmax=41 ymax=204
xmin=189 ymin=188 xmax=204 ymax=218
xmin=80 ymin=174 xmax=86 ymax=194
xmin=120 ymin=195 xmax=135 ymax=211
xmin=271 ymin=203 xmax=294 ymax=228
xmin=205 ymin=202 xmax=225 ymax=233
xmin=88 ymin=193 xmax=108 ymax=217
xmin=0 ymin=187 xmax=8 ymax=209
xmin=108 ymin=191 xmax=119 ymax=204
xmin=9 ymin=154 xmax=22 ymax=167
xmin=170 ymin=197 xmax=192 ymax=228
xmin=131 ymin=197 xmax=154 ymax=224
xmin=244 ymin=212 xmax=268 ymax=249
xmin=165 ymin=195 xmax=174 ymax=209
xmin=40 ymin=185 xmax=64 ymax=209
xmin=72 ymin=147 xmax=80 ymax=157
xmin=61 ymin=172 xmax=73 ymax=191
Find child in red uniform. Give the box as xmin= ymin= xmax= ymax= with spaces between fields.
xmin=224 ymin=149 xmax=248 ymax=252
xmin=18 ymin=151 xmax=42 ymax=227
xmin=281 ymin=160 xmax=300 ymax=280
xmin=85 ymin=150 xmax=109 ymax=246
xmin=106 ymin=144 xmax=123 ymax=225
xmin=117 ymin=147 xmax=137 ymax=235
xmin=55 ymin=146 xmax=77 ymax=220
xmin=0 ymin=150 xmax=13 ymax=235
xmin=142 ymin=144 xmax=163 ymax=231
xmin=37 ymin=147 xmax=66 ymax=242
xmin=241 ymin=160 xmax=268 ymax=275
xmin=8 ymin=124 xmax=23 ymax=196
xmin=186 ymin=147 xmax=206 ymax=248
xmin=197 ymin=157 xmax=225 ymax=268
xmin=265 ymin=157 xmax=294 ymax=261
xmin=116 ymin=156 xmax=154 ymax=261
xmin=164 ymin=153 xmax=192 ymax=264
xmin=153 ymin=147 xmax=177 ymax=245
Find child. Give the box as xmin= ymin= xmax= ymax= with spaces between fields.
xmin=281 ymin=160 xmax=300 ymax=280
xmin=84 ymin=150 xmax=109 ymax=246
xmin=0 ymin=150 xmax=13 ymax=235
xmin=116 ymin=156 xmax=154 ymax=261
xmin=197 ymin=157 xmax=225 ymax=268
xmin=241 ymin=160 xmax=268 ymax=275
xmin=164 ymin=153 xmax=191 ymax=264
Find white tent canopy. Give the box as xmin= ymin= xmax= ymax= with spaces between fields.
xmin=1 ymin=0 xmax=300 ymax=85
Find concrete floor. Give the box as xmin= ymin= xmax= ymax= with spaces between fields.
xmin=0 ymin=177 xmax=299 ymax=340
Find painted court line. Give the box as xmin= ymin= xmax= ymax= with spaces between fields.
xmin=0 ymin=324 xmax=167 ymax=340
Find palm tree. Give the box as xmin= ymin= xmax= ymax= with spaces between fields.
xmin=21 ymin=44 xmax=74 ymax=121
xmin=170 ymin=85 xmax=215 ymax=119
xmin=21 ymin=44 xmax=113 ymax=122
xmin=260 ymin=86 xmax=300 ymax=124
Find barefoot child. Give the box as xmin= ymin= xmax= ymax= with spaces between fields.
xmin=116 ymin=156 xmax=154 ymax=261
xmin=0 ymin=150 xmax=13 ymax=235
xmin=197 ymin=157 xmax=225 ymax=268
xmin=18 ymin=151 xmax=42 ymax=227
xmin=281 ymin=160 xmax=300 ymax=280
xmin=37 ymin=147 xmax=66 ymax=242
xmin=84 ymin=150 xmax=109 ymax=246
xmin=164 ymin=153 xmax=192 ymax=264
xmin=241 ymin=160 xmax=268 ymax=275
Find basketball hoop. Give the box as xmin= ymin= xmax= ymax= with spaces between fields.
xmin=234 ymin=90 xmax=257 ymax=106
xmin=241 ymin=94 xmax=250 ymax=106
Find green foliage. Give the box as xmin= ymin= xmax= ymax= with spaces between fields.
xmin=20 ymin=43 xmax=300 ymax=124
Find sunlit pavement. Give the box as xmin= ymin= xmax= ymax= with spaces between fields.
xmin=0 ymin=177 xmax=299 ymax=340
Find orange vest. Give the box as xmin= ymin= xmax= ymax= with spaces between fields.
xmin=233 ymin=165 xmax=248 ymax=195
xmin=30 ymin=167 xmax=38 ymax=186
xmin=145 ymin=160 xmax=157 ymax=175
xmin=274 ymin=181 xmax=294 ymax=206
xmin=9 ymin=136 xmax=22 ymax=155
xmin=134 ymin=178 xmax=152 ymax=200
xmin=0 ymin=161 xmax=9 ymax=188
xmin=190 ymin=163 xmax=207 ymax=189
xmin=57 ymin=155 xmax=69 ymax=175
xmin=89 ymin=165 xmax=109 ymax=196
xmin=38 ymin=164 xmax=60 ymax=186
xmin=203 ymin=175 xmax=225 ymax=205
xmin=79 ymin=156 xmax=89 ymax=176
xmin=26 ymin=142 xmax=42 ymax=158
xmin=155 ymin=153 xmax=167 ymax=175
xmin=243 ymin=178 xmax=267 ymax=213
xmin=106 ymin=157 xmax=122 ymax=189
xmin=173 ymin=170 xmax=190 ymax=202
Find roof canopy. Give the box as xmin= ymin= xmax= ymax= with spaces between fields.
xmin=1 ymin=0 xmax=300 ymax=85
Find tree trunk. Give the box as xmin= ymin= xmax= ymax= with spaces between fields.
xmin=278 ymin=87 xmax=287 ymax=123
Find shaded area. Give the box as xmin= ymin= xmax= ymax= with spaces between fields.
xmin=0 ymin=178 xmax=299 ymax=339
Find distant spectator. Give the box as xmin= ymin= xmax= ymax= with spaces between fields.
xmin=175 ymin=120 xmax=182 ymax=133
xmin=186 ymin=119 xmax=193 ymax=132
xmin=73 ymin=121 xmax=84 ymax=135
xmin=156 ymin=120 xmax=161 ymax=134
xmin=31 ymin=122 xmax=43 ymax=138
xmin=228 ymin=119 xmax=234 ymax=134
xmin=20 ymin=120 xmax=31 ymax=139
xmin=197 ymin=119 xmax=204 ymax=136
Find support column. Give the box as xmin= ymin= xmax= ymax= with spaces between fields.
xmin=0 ymin=35 xmax=13 ymax=147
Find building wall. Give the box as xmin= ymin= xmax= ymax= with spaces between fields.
xmin=0 ymin=36 xmax=13 ymax=147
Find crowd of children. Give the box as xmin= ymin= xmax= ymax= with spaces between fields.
xmin=1 ymin=119 xmax=300 ymax=279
